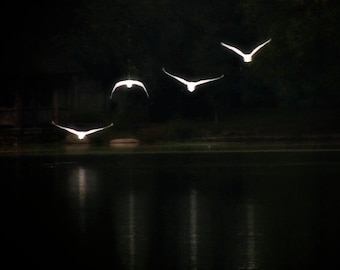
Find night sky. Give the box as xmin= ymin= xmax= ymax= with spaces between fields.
xmin=3 ymin=1 xmax=79 ymax=73
xmin=2 ymin=0 xmax=340 ymax=121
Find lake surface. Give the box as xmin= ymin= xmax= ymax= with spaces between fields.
xmin=1 ymin=143 xmax=340 ymax=269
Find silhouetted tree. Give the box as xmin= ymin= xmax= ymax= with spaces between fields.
xmin=22 ymin=0 xmax=340 ymax=124
xmin=240 ymin=0 xmax=340 ymax=107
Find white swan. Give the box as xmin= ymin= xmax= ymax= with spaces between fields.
xmin=110 ymin=80 xmax=149 ymax=98
xmin=220 ymin=39 xmax=271 ymax=62
xmin=52 ymin=121 xmax=113 ymax=140
xmin=162 ymin=68 xmax=224 ymax=92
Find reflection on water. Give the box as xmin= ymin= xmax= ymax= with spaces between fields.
xmin=189 ymin=188 xmax=198 ymax=269
xmin=177 ymin=187 xmax=201 ymax=269
xmin=2 ymin=149 xmax=340 ymax=269
xmin=68 ymin=166 xmax=97 ymax=233
xmin=115 ymin=187 xmax=149 ymax=270
xmin=178 ymin=185 xmax=212 ymax=270
xmin=237 ymin=203 xmax=262 ymax=270
xmin=128 ymin=192 xmax=136 ymax=270
xmin=114 ymin=190 xmax=138 ymax=270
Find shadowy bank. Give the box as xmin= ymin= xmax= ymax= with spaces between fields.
xmin=1 ymin=108 xmax=340 ymax=146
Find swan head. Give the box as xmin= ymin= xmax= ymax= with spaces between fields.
xmin=77 ymin=133 xmax=86 ymax=140
xmin=187 ymin=84 xmax=196 ymax=92
xmin=126 ymin=80 xmax=134 ymax=88
xmin=243 ymin=55 xmax=252 ymax=62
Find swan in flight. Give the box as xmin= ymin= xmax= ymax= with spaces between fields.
xmin=110 ymin=80 xmax=149 ymax=98
xmin=52 ymin=121 xmax=113 ymax=140
xmin=162 ymin=68 xmax=224 ymax=92
xmin=220 ymin=39 xmax=271 ymax=62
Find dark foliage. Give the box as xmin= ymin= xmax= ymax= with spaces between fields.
xmin=2 ymin=0 xmax=339 ymax=122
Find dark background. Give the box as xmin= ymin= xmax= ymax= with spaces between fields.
xmin=2 ymin=0 xmax=339 ymax=124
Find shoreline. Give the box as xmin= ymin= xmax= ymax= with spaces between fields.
xmin=1 ymin=136 xmax=340 ymax=156
xmin=1 ymin=108 xmax=340 ymax=147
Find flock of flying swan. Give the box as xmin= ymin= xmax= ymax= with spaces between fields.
xmin=52 ymin=38 xmax=271 ymax=140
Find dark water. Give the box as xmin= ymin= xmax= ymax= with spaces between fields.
xmin=1 ymin=145 xmax=340 ymax=269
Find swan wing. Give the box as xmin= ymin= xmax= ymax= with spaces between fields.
xmin=110 ymin=81 xmax=126 ymax=98
xmin=133 ymin=81 xmax=150 ymax=97
xmin=162 ymin=68 xmax=189 ymax=85
xmin=52 ymin=121 xmax=79 ymax=136
xmin=196 ymin=75 xmax=224 ymax=85
xmin=220 ymin=42 xmax=246 ymax=57
xmin=250 ymin=39 xmax=271 ymax=56
xmin=84 ymin=123 xmax=114 ymax=136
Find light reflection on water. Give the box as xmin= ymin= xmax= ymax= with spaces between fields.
xmin=114 ymin=190 xmax=138 ymax=270
xmin=68 ymin=166 xmax=97 ymax=233
xmin=128 ymin=192 xmax=136 ymax=270
xmin=178 ymin=187 xmax=202 ymax=270
xmin=237 ymin=203 xmax=262 ymax=270
xmin=189 ymin=188 xmax=198 ymax=269
xmin=115 ymin=187 xmax=149 ymax=270
xmin=2 ymin=148 xmax=340 ymax=269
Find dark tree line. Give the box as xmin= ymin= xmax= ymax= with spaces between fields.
xmin=240 ymin=0 xmax=340 ymax=108
xmin=4 ymin=0 xmax=340 ymax=122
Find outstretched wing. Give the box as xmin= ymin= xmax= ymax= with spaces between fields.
xmin=250 ymin=39 xmax=271 ymax=56
xmin=110 ymin=81 xmax=126 ymax=98
xmin=196 ymin=75 xmax=224 ymax=86
xmin=162 ymin=68 xmax=189 ymax=85
xmin=220 ymin=42 xmax=246 ymax=57
xmin=132 ymin=81 xmax=150 ymax=98
xmin=84 ymin=123 xmax=114 ymax=136
xmin=52 ymin=121 xmax=79 ymax=136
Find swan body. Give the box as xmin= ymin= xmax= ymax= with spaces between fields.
xmin=52 ymin=121 xmax=113 ymax=140
xmin=220 ymin=39 xmax=271 ymax=62
xmin=162 ymin=68 xmax=224 ymax=92
xmin=110 ymin=80 xmax=149 ymax=98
